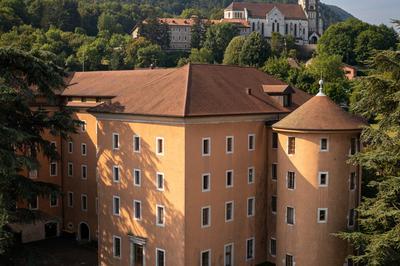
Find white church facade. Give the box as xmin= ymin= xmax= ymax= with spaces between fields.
xmin=224 ymin=0 xmax=324 ymax=44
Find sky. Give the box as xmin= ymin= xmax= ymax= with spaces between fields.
xmin=322 ymin=0 xmax=399 ymax=27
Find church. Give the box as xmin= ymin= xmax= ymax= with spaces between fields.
xmin=224 ymin=0 xmax=324 ymax=44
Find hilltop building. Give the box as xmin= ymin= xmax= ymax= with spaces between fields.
xmin=14 ymin=64 xmax=364 ymax=266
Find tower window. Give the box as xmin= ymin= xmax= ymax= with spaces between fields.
xmin=225 ymin=201 xmax=234 ymax=222
xmin=200 ymin=250 xmax=211 ymax=266
xmin=270 ymin=238 xmax=276 ymax=256
xmin=247 ymin=197 xmax=255 ymax=217
xmin=348 ymin=209 xmax=355 ymax=228
xmin=226 ymin=136 xmax=234 ymax=154
xmin=272 ymin=163 xmax=277 ymax=181
xmin=202 ymin=138 xmax=210 ymax=156
xmin=226 ymin=170 xmax=234 ymax=188
xmin=248 ymin=134 xmax=255 ymax=151
xmin=246 ymin=238 xmax=255 ymax=260
xmin=286 ymin=254 xmax=294 ymax=266
xmin=318 ymin=172 xmax=329 ymax=187
xmin=201 ymin=206 xmax=211 ymax=227
xmin=288 ymin=137 xmax=295 ymax=154
xmin=248 ymin=167 xmax=255 ymax=184
xmin=113 ymin=236 xmax=121 ymax=258
xmin=317 ymin=208 xmax=328 ymax=223
xmin=202 ymin=173 xmax=210 ymax=192
xmin=271 ymin=195 xmax=277 ymax=213
xmin=286 ymin=206 xmax=295 ymax=225
xmin=287 ymin=171 xmax=296 ymax=190
xmin=320 ymin=138 xmax=328 ymax=151
xmin=272 ymin=132 xmax=278 ymax=149
xmin=112 ymin=133 xmax=119 ymax=150
xmin=350 ymin=172 xmax=356 ymax=190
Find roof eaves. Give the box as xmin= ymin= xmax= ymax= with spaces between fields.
xmin=183 ymin=63 xmax=191 ymax=117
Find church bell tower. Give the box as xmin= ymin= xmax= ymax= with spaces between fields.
xmin=299 ymin=0 xmax=323 ymax=38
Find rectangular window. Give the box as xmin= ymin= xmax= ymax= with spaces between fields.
xmin=246 ymin=238 xmax=255 ymax=260
xmin=113 ymin=236 xmax=121 ymax=258
xmin=225 ymin=201 xmax=234 ymax=222
xmin=286 ymin=254 xmax=294 ymax=266
xmin=133 ymin=169 xmax=141 ymax=186
xmin=81 ymin=143 xmax=87 ymax=156
xmin=226 ymin=170 xmax=233 ymax=188
xmin=156 ymin=172 xmax=164 ymax=191
xmin=287 ymin=171 xmax=295 ymax=190
xmin=81 ymin=165 xmax=87 ymax=180
xmin=113 ymin=166 xmax=120 ymax=183
xmin=226 ymin=136 xmax=234 ymax=154
xmin=270 ymin=238 xmax=276 ymax=256
xmin=348 ymin=209 xmax=355 ymax=228
xmin=156 ymin=205 xmax=165 ymax=226
xmin=318 ymin=172 xmax=329 ymax=187
xmin=202 ymin=138 xmax=210 ymax=156
xmin=133 ymin=135 xmax=140 ymax=153
xmin=350 ymin=138 xmax=357 ymax=155
xmin=68 ymin=192 xmax=73 ymax=207
xmin=286 ymin=206 xmax=295 ymax=225
xmin=67 ymin=162 xmax=73 ymax=177
xmin=247 ymin=197 xmax=255 ymax=217
xmin=68 ymin=141 xmax=73 ymax=153
xmin=201 ymin=206 xmax=211 ymax=228
xmin=156 ymin=248 xmax=165 ymax=266
xmin=248 ymin=167 xmax=255 ymax=184
xmin=29 ymin=169 xmax=37 ymax=179
xmin=113 ymin=196 xmax=120 ymax=216
xmin=320 ymin=138 xmax=329 ymax=151
xmin=96 ymin=197 xmax=98 ymax=214
xmin=50 ymin=193 xmax=58 ymax=207
xmin=224 ymin=243 xmax=234 ymax=266
xmin=272 ymin=195 xmax=277 ymax=214
xmin=350 ymin=172 xmax=356 ymax=190
xmin=134 ymin=200 xmax=141 ymax=220
xmin=202 ymin=173 xmax=210 ymax=192
xmin=200 ymin=250 xmax=211 ymax=266
xmin=50 ymin=162 xmax=57 ymax=176
xmin=318 ymin=208 xmax=328 ymax=223
xmin=156 ymin=137 xmax=164 ymax=155
xmin=81 ymin=121 xmax=86 ymax=132
xmin=272 ymin=132 xmax=278 ymax=149
xmin=29 ymin=196 xmax=38 ymax=210
xmin=112 ymin=133 xmax=120 ymax=150
xmin=81 ymin=194 xmax=87 ymax=211
xmin=248 ymin=134 xmax=255 ymax=151
xmin=288 ymin=137 xmax=295 ymax=154
xmin=272 ymin=163 xmax=277 ymax=181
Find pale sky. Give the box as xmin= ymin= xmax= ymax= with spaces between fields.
xmin=322 ymin=0 xmax=399 ymax=27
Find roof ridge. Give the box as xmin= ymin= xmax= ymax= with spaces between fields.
xmin=183 ymin=63 xmax=192 ymax=116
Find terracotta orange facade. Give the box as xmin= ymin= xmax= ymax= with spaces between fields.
xmin=16 ymin=64 xmax=366 ymax=266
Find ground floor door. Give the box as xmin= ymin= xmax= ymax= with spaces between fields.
xmin=131 ymin=242 xmax=145 ymax=266
xmin=44 ymin=222 xmax=58 ymax=238
xmin=79 ymin=222 xmax=90 ymax=241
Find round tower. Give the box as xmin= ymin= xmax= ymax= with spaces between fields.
xmin=272 ymin=82 xmax=366 ymax=266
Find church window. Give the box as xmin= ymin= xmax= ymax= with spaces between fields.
xmin=261 ymin=23 xmax=264 ymax=35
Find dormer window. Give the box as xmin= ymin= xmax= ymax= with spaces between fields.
xmin=283 ymin=94 xmax=292 ymax=107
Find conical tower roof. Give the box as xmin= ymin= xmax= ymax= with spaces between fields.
xmin=273 ymin=87 xmax=367 ymax=132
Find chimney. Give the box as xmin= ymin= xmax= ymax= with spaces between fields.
xmin=246 ymin=88 xmax=252 ymax=95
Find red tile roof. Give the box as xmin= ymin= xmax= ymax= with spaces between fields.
xmin=273 ymin=94 xmax=367 ymax=131
xmin=62 ymin=64 xmax=311 ymax=117
xmin=226 ymin=2 xmax=307 ymax=20
xmin=157 ymin=18 xmax=250 ymax=28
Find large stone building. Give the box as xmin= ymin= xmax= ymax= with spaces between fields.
xmin=15 ymin=64 xmax=364 ymax=266
xmin=224 ymin=0 xmax=324 ymax=44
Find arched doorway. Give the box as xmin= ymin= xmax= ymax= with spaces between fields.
xmin=310 ymin=36 xmax=318 ymax=44
xmin=79 ymin=222 xmax=90 ymax=241
xmin=45 ymin=221 xmax=58 ymax=238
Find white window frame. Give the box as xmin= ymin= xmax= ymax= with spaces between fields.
xmin=50 ymin=141 xmax=57 ymax=151
xmin=155 ymin=248 xmax=166 ymax=266
xmin=318 ymin=171 xmax=329 ymax=187
xmin=226 ymin=136 xmax=234 ymax=154
xmin=247 ymin=197 xmax=255 ymax=217
xmin=68 ymin=141 xmax=73 ymax=153
xmin=50 ymin=162 xmax=57 ymax=176
xmin=202 ymin=137 xmax=211 ymax=156
xmin=320 ymin=137 xmax=329 ymax=152
xmin=133 ymin=135 xmax=141 ymax=153
xmin=81 ymin=143 xmax=87 ymax=156
xmin=113 ymin=196 xmax=120 ymax=216
xmin=81 ymin=120 xmax=86 ymax=132
xmin=247 ymin=167 xmax=255 ymax=184
xmin=286 ymin=171 xmax=296 ymax=190
xmin=201 ymin=206 xmax=211 ymax=228
xmin=156 ymin=172 xmax=165 ymax=191
xmin=224 ymin=243 xmax=234 ymax=266
xmin=28 ymin=196 xmax=39 ymax=210
xmin=246 ymin=237 xmax=255 ymax=261
xmin=67 ymin=162 xmax=73 ymax=177
xmin=156 ymin=137 xmax=164 ymax=156
xmin=317 ymin=208 xmax=328 ymax=223
xmin=81 ymin=194 xmax=88 ymax=212
xmin=81 ymin=164 xmax=87 ymax=180
xmin=226 ymin=170 xmax=234 ymax=188
xmin=67 ymin=192 xmax=74 ymax=207
xmin=112 ymin=133 xmax=120 ymax=150
xmin=133 ymin=200 xmax=142 ymax=221
xmin=200 ymin=249 xmax=211 ymax=266
xmin=112 ymin=235 xmax=121 ymax=259
xmin=285 ymin=253 xmax=295 ymax=266
xmin=202 ymin=173 xmax=211 ymax=192
xmin=225 ymin=201 xmax=234 ymax=222
xmin=50 ymin=193 xmax=58 ymax=208
xmin=270 ymin=238 xmax=276 ymax=257
xmin=113 ymin=165 xmax=120 ymax=183
xmin=133 ymin=168 xmax=141 ymax=187
xmin=156 ymin=204 xmax=165 ymax=227
xmin=287 ymin=136 xmax=295 ymax=155
xmin=248 ymin=134 xmax=255 ymax=151
xmin=286 ymin=206 xmax=295 ymax=225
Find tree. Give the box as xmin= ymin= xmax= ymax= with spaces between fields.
xmin=203 ymin=23 xmax=239 ymax=63
xmin=270 ymin=32 xmax=285 ymax=56
xmin=180 ymin=8 xmax=202 ymax=18
xmin=337 ymin=50 xmax=400 ymax=265
xmin=307 ymin=54 xmax=345 ymax=82
xmin=97 ymin=12 xmax=123 ymax=34
xmin=223 ymin=36 xmax=245 ymax=65
xmin=138 ymin=18 xmax=170 ymax=49
xmin=239 ymin=32 xmax=270 ymax=67
xmin=0 ymin=48 xmax=77 ymax=253
xmin=126 ymin=37 xmax=152 ymax=67
xmin=263 ymin=56 xmax=292 ymax=81
xmin=190 ymin=16 xmax=206 ymax=49
xmin=188 ymin=48 xmax=213 ymax=64
xmin=136 ymin=44 xmax=164 ymax=68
